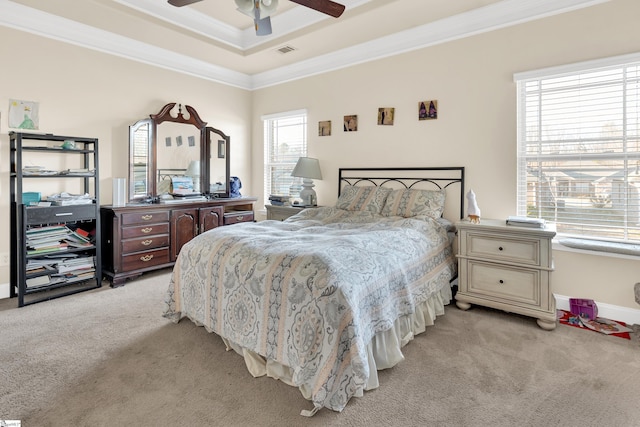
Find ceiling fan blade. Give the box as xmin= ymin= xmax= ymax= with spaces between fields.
xmin=167 ymin=0 xmax=203 ymax=7
xmin=289 ymin=0 xmax=345 ymax=18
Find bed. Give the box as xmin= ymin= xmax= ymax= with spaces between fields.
xmin=163 ymin=167 xmax=465 ymax=415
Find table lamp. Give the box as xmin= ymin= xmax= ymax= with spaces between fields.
xmin=291 ymin=157 xmax=322 ymax=206
xmin=186 ymin=160 xmax=201 ymax=193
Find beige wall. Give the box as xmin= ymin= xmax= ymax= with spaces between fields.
xmin=1 ymin=0 xmax=638 ymax=314
xmin=251 ymin=0 xmax=640 ymax=312
xmin=0 ymin=28 xmax=252 ymax=294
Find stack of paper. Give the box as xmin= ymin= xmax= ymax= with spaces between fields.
xmin=506 ymin=216 xmax=546 ymax=228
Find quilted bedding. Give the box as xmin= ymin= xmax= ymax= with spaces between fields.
xmin=163 ymin=207 xmax=456 ymax=412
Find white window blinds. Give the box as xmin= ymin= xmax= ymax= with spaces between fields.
xmin=515 ymin=55 xmax=640 ymax=243
xmin=263 ymin=110 xmax=307 ymax=203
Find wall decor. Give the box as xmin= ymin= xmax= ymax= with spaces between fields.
xmin=9 ymin=99 xmax=39 ymax=130
xmin=377 ymin=108 xmax=395 ymax=125
xmin=218 ymin=140 xmax=226 ymax=158
xmin=344 ymin=115 xmax=358 ymax=132
xmin=419 ymin=100 xmax=438 ymax=120
xmin=188 ymin=135 xmax=196 ymax=147
xmin=176 ymin=135 xmax=183 ymax=146
xmin=319 ymin=120 xmax=331 ymax=136
xmin=165 ymin=136 xmax=172 ymax=147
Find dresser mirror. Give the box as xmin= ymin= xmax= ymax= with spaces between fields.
xmin=128 ymin=103 xmax=230 ymax=201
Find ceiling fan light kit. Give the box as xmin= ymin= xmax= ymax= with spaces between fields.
xmin=168 ymin=0 xmax=345 ymax=36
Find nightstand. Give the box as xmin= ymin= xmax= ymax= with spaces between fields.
xmin=265 ymin=204 xmax=306 ymax=221
xmin=455 ymin=219 xmax=557 ymax=330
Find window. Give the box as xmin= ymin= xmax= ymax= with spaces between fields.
xmin=515 ymin=54 xmax=640 ymax=243
xmin=263 ymin=109 xmax=307 ymax=203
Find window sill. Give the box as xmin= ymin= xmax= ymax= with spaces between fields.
xmin=553 ymin=237 xmax=640 ymax=260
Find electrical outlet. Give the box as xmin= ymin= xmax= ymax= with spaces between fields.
xmin=0 ymin=252 xmax=9 ymax=266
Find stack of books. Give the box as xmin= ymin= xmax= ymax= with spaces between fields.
xmin=26 ymin=224 xmax=95 ymax=255
xmin=269 ymin=195 xmax=288 ymax=206
xmin=506 ymin=216 xmax=546 ymax=228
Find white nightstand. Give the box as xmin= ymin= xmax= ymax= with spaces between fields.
xmin=455 ymin=218 xmax=557 ymax=330
xmin=265 ymin=204 xmax=306 ymax=221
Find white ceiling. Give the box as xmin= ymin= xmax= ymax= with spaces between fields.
xmin=0 ymin=0 xmax=609 ymax=90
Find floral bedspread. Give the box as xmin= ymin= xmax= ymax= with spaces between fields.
xmin=163 ymin=207 xmax=456 ymax=412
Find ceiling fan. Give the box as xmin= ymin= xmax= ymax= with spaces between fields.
xmin=167 ymin=0 xmax=345 ymax=36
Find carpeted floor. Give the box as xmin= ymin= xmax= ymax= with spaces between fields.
xmin=1 ymin=269 xmax=639 ymax=426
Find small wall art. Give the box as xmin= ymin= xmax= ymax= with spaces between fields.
xmin=188 ymin=135 xmax=195 ymax=147
xmin=319 ymin=120 xmax=331 ymax=136
xmin=176 ymin=135 xmax=183 ymax=146
xmin=9 ymin=99 xmax=39 ymax=130
xmin=377 ymin=108 xmax=395 ymax=125
xmin=419 ymin=100 xmax=438 ymax=120
xmin=165 ymin=137 xmax=172 ymax=147
xmin=218 ymin=140 xmax=226 ymax=158
xmin=344 ymin=115 xmax=358 ymax=132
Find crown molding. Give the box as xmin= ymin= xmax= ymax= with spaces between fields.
xmin=0 ymin=0 xmax=610 ymax=91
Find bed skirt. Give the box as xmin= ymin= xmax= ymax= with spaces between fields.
xmin=220 ymin=284 xmax=453 ymax=407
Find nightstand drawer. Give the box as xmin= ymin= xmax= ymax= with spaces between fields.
xmin=465 ymin=233 xmax=540 ymax=266
xmin=466 ymin=260 xmax=540 ymax=307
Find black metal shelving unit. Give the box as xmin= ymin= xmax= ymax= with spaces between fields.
xmin=9 ymin=132 xmax=102 ymax=306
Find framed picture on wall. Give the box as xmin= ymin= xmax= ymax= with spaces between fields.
xmin=165 ymin=137 xmax=171 ymax=147
xmin=218 ymin=140 xmax=226 ymax=158
xmin=176 ymin=136 xmax=183 ymax=146
xmin=9 ymin=99 xmax=39 ymax=130
xmin=344 ymin=115 xmax=358 ymax=131
xmin=319 ymin=120 xmax=331 ymax=136
xmin=188 ymin=135 xmax=195 ymax=147
xmin=377 ymin=108 xmax=395 ymax=125
xmin=419 ymin=100 xmax=438 ymax=120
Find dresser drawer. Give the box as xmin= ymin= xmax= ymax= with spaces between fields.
xmin=224 ymin=211 xmax=254 ymax=225
xmin=122 ymin=222 xmax=170 ymax=239
xmin=122 ymin=247 xmax=170 ymax=271
xmin=466 ymin=260 xmax=540 ymax=307
xmin=122 ymin=234 xmax=170 ymax=254
xmin=464 ymin=232 xmax=540 ymax=266
xmin=121 ymin=211 xmax=170 ymax=226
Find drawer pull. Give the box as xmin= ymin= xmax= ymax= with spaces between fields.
xmin=141 ymin=227 xmax=153 ymax=234
xmin=141 ymin=239 xmax=153 ymax=246
xmin=55 ymin=212 xmax=74 ymax=217
xmin=236 ymin=215 xmax=244 ymax=221
xmin=140 ymin=254 xmax=154 ymax=262
xmin=141 ymin=215 xmax=153 ymax=221
xmin=499 ymin=279 xmax=504 ymax=284
xmin=498 ymin=246 xmax=504 ymax=251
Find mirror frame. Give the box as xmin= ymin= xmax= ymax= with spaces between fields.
xmin=128 ymin=103 xmax=231 ymax=201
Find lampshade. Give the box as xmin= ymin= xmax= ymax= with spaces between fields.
xmin=186 ymin=160 xmax=201 ymax=193
xmin=291 ymin=157 xmax=322 ymax=180
xmin=186 ymin=160 xmax=200 ymax=176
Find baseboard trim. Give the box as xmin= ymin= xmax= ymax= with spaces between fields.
xmin=0 ymin=282 xmax=9 ymax=299
xmin=1 ymin=282 xmax=638 ymax=324
xmin=556 ymin=294 xmax=640 ymax=325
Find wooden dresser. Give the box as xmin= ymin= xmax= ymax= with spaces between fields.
xmin=455 ymin=219 xmax=557 ymax=330
xmin=101 ymin=197 xmax=256 ymax=286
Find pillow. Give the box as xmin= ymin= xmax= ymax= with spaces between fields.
xmin=336 ymin=185 xmax=391 ymax=213
xmin=381 ymin=188 xmax=446 ymax=219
